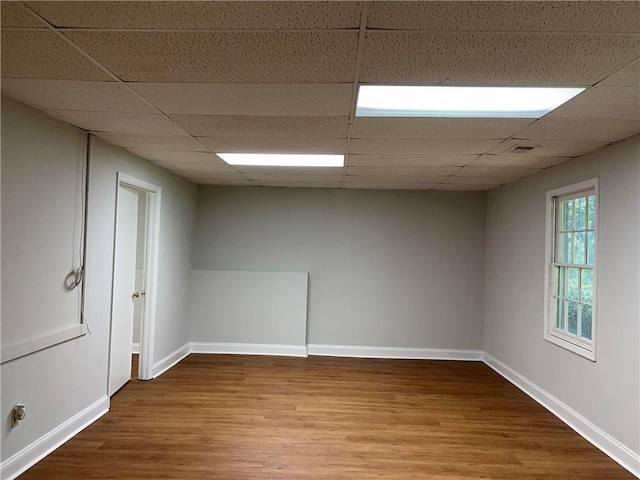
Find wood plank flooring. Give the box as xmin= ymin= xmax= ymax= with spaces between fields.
xmin=19 ymin=354 xmax=634 ymax=479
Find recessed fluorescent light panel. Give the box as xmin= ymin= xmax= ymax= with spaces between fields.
xmin=217 ymin=153 xmax=344 ymax=167
xmin=356 ymin=86 xmax=585 ymax=118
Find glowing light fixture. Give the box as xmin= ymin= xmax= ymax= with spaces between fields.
xmin=356 ymin=86 xmax=585 ymax=118
xmin=217 ymin=153 xmax=344 ymax=167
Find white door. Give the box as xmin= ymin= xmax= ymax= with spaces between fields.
xmin=109 ymin=185 xmax=139 ymax=396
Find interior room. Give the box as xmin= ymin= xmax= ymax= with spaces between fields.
xmin=1 ymin=1 xmax=639 ymax=479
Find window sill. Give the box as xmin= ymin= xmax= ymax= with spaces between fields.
xmin=544 ymin=331 xmax=596 ymax=361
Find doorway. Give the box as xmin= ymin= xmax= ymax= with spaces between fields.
xmin=109 ymin=173 xmax=161 ymax=395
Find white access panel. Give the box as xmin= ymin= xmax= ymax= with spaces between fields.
xmin=189 ymin=270 xmax=308 ymax=347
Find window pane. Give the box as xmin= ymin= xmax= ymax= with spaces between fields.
xmin=568 ymin=301 xmax=579 ymax=335
xmin=556 ymin=298 xmax=566 ymax=330
xmin=562 ymin=199 xmax=574 ymax=231
xmin=574 ymin=196 xmax=586 ymax=230
xmin=587 ymin=231 xmax=595 ymax=265
xmin=581 ymin=269 xmax=593 ymax=304
xmin=555 ymin=266 xmax=566 ymax=298
xmin=574 ymin=232 xmax=585 ymax=264
xmin=581 ymin=304 xmax=592 ymax=340
xmin=559 ymin=232 xmax=573 ymax=263
xmin=568 ymin=267 xmax=579 ymax=301
xmin=587 ymin=195 xmax=596 ymax=229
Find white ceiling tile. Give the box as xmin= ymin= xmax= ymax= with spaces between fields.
xmin=361 ymin=32 xmax=640 ymax=85
xmin=149 ymin=161 xmax=236 ymax=173
xmin=347 ymin=154 xmax=477 ymax=167
xmin=93 ymin=132 xmax=207 ymax=152
xmin=456 ymin=166 xmax=541 ymax=178
xmin=187 ymin=177 xmax=254 ymax=186
xmin=1 ymin=1 xmax=46 ymax=28
xmin=469 ymin=155 xmax=571 ymax=169
xmin=598 ymin=59 xmax=640 ymax=87
xmin=233 ymin=166 xmax=344 ymax=176
xmin=1 ymin=79 xmax=156 ymax=113
xmin=488 ymin=139 xmax=609 ymax=157
xmin=28 ymin=1 xmax=361 ymax=30
xmin=254 ymin=181 xmax=343 ymax=189
xmin=367 ymin=2 xmax=640 ymax=33
xmin=345 ymin=183 xmax=435 ymax=190
xmin=198 ymin=137 xmax=346 ymax=154
xmin=516 ymin=117 xmax=640 ymax=143
xmin=444 ymin=176 xmax=518 ymax=185
xmin=345 ymin=175 xmax=446 ymax=184
xmin=171 ymin=115 xmax=349 ymax=139
xmin=352 ymin=118 xmax=531 ymax=139
xmin=346 ymin=166 xmax=458 ymax=177
xmin=243 ymin=173 xmax=344 ymax=183
xmin=130 ymin=83 xmax=353 ymax=116
xmin=166 ymin=170 xmax=244 ymax=179
xmin=1 ymin=30 xmax=112 ymax=81
xmin=349 ymin=138 xmax=503 ymax=155
xmin=5 ymin=1 xmax=636 ymax=195
xmin=43 ymin=110 xmax=186 ymax=136
xmin=125 ymin=149 xmax=224 ymax=165
xmin=66 ymin=31 xmax=358 ymax=83
xmin=549 ymin=86 xmax=640 ymax=120
xmin=434 ymin=184 xmax=499 ymax=191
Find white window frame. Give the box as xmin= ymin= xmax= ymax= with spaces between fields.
xmin=544 ymin=178 xmax=598 ymax=361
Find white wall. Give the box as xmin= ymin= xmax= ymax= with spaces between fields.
xmin=0 ymin=98 xmax=198 ymax=465
xmin=193 ymin=187 xmax=486 ymax=349
xmin=484 ymin=136 xmax=640 ymax=456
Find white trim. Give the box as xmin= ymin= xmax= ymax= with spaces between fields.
xmin=114 ymin=173 xmax=162 ymax=381
xmin=1 ymin=324 xmax=88 ymax=364
xmin=152 ymin=343 xmax=190 ymax=379
xmin=307 ymin=344 xmax=483 ymax=360
xmin=483 ymin=352 xmax=640 ymax=478
xmin=190 ymin=342 xmax=308 ymax=358
xmin=0 ymin=396 xmax=109 ymax=480
xmin=131 ymin=342 xmax=140 ymax=354
xmin=544 ymin=178 xmax=599 ymax=362
xmin=117 ymin=173 xmax=162 ymax=195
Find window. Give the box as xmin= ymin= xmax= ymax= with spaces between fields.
xmin=544 ymin=179 xmax=598 ymax=361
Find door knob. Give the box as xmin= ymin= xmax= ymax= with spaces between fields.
xmin=132 ymin=292 xmax=140 ymax=298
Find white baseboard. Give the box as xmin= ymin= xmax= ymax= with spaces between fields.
xmin=190 ymin=342 xmax=308 ymax=357
xmin=0 ymin=396 xmax=109 ymax=480
xmin=483 ymin=352 xmax=640 ymax=478
xmin=152 ymin=343 xmax=190 ymax=379
xmin=131 ymin=342 xmax=140 ymax=354
xmin=307 ymin=344 xmax=483 ymax=361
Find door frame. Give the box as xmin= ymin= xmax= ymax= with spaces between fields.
xmin=111 ymin=172 xmax=161 ymax=382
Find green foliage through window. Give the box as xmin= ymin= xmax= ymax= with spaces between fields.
xmin=552 ymin=192 xmax=595 ymax=342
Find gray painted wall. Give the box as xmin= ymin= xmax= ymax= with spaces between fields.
xmin=189 ymin=270 xmax=308 ymax=346
xmin=2 ymin=97 xmax=85 ymax=348
xmin=193 ymin=187 xmax=487 ymax=349
xmin=1 ymin=98 xmax=198 ymax=462
xmin=484 ymin=135 xmax=640 ymax=454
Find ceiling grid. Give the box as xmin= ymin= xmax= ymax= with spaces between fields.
xmin=1 ymin=1 xmax=638 ymax=190
xmin=16 ymin=0 xmax=258 ymax=186
xmin=342 ymin=1 xmax=370 ymax=189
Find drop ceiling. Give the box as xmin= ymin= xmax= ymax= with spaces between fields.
xmin=1 ymin=1 xmax=639 ymax=191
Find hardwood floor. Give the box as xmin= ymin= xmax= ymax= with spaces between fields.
xmin=20 ymin=355 xmax=633 ymax=479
